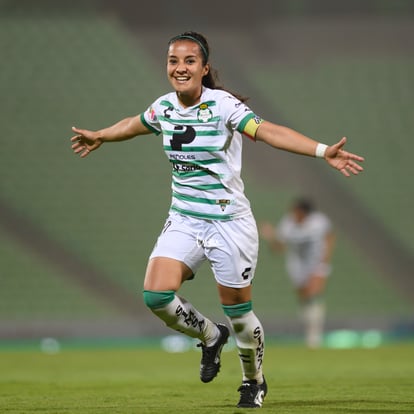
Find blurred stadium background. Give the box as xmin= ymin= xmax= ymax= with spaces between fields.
xmin=0 ymin=0 xmax=413 ymax=346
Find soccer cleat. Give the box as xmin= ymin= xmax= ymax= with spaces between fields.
xmin=237 ymin=377 xmax=267 ymax=408
xmin=198 ymin=323 xmax=230 ymax=383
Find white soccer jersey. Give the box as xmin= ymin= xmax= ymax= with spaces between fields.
xmin=141 ymin=87 xmax=262 ymax=221
xmin=276 ymin=212 xmax=332 ymax=283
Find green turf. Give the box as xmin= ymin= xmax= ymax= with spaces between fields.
xmin=1 ymin=343 xmax=413 ymax=413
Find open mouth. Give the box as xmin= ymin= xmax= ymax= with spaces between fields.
xmin=175 ymin=76 xmax=190 ymax=83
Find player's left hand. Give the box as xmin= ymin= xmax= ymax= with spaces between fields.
xmin=325 ymin=137 xmax=364 ymax=177
xmin=70 ymin=126 xmax=103 ymax=158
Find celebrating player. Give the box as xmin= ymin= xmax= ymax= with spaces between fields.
xmin=70 ymin=31 xmax=364 ymax=408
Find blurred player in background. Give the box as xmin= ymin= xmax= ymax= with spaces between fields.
xmin=260 ymin=198 xmax=336 ymax=348
xmin=70 ymin=31 xmax=362 ymax=408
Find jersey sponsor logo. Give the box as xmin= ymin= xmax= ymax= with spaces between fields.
xmin=173 ymin=163 xmax=203 ymax=172
xmin=169 ymin=154 xmax=196 ymax=161
xmin=170 ymin=125 xmax=196 ymax=150
xmin=197 ymin=103 xmax=213 ymax=122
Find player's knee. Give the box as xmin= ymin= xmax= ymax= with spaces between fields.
xmin=142 ymin=289 xmax=175 ymax=309
xmin=222 ymin=301 xmax=252 ymax=318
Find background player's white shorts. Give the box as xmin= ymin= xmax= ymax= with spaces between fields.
xmin=149 ymin=212 xmax=259 ymax=288
xmin=287 ymin=260 xmax=332 ymax=287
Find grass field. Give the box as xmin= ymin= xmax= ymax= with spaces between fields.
xmin=1 ymin=341 xmax=413 ymax=413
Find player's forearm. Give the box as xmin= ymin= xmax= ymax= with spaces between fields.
xmin=265 ymin=237 xmax=285 ymax=253
xmin=256 ymin=121 xmax=320 ymax=157
xmin=272 ymin=239 xmax=285 ymax=253
xmin=98 ymin=115 xmax=147 ymax=142
xmin=322 ymin=232 xmax=336 ymax=263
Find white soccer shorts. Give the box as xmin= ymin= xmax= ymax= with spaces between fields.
xmin=286 ymin=260 xmax=332 ymax=287
xmin=149 ymin=211 xmax=259 ymax=288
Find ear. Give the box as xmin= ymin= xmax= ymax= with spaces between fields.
xmin=203 ymin=63 xmax=210 ymax=76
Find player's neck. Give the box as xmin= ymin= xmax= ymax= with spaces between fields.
xmin=176 ymin=88 xmax=203 ymax=108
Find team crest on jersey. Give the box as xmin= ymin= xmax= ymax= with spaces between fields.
xmin=197 ymin=103 xmax=213 ymax=123
xmin=217 ymin=199 xmax=230 ymax=211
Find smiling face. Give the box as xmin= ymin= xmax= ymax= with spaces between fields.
xmin=167 ymin=40 xmax=209 ymax=107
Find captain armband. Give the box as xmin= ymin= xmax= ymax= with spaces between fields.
xmin=243 ymin=116 xmax=264 ymax=140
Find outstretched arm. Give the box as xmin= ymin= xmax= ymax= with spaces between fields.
xmin=255 ymin=121 xmax=364 ymax=177
xmin=70 ymin=114 xmax=151 ymax=158
xmin=259 ymin=221 xmax=285 ymax=253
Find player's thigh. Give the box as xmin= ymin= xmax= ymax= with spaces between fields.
xmin=144 ymin=256 xmax=193 ymax=291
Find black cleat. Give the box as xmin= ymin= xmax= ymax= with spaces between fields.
xmin=237 ymin=377 xmax=267 ymax=408
xmin=198 ymin=323 xmax=230 ymax=383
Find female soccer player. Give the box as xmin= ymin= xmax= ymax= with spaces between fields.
xmin=70 ymin=31 xmax=364 ymax=408
xmin=260 ymin=198 xmax=336 ymax=348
